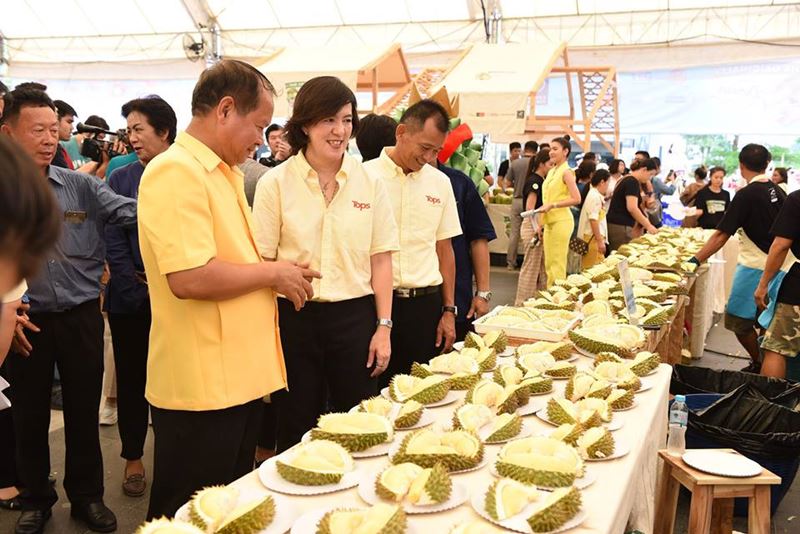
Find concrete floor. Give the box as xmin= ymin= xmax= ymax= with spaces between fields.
xmin=0 ymin=267 xmax=796 ymax=533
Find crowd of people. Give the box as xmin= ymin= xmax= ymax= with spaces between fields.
xmin=0 ymin=59 xmax=798 ymax=534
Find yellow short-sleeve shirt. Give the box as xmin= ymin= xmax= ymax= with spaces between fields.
xmin=363 ymin=148 xmax=462 ymax=289
xmin=251 ymin=151 xmax=399 ymax=302
xmin=138 ymin=132 xmax=286 ymax=411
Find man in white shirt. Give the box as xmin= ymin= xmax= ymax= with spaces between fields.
xmin=363 ymin=100 xmax=463 ymax=387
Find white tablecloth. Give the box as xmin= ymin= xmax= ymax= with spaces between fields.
xmin=224 ymin=357 xmax=671 ymax=534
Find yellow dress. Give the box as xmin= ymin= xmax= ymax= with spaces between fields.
xmin=541 ymin=161 xmax=574 ymax=286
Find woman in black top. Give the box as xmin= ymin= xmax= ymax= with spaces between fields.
xmin=694 ymin=166 xmax=730 ymax=230
xmin=606 ymin=158 xmax=659 ymax=250
xmin=514 ymin=149 xmax=552 ymax=304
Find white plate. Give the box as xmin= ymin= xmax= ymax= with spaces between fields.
xmin=357 ymin=470 xmax=469 ymax=513
xmin=584 ymin=441 xmax=630 ymax=461
xmin=380 ymin=388 xmax=462 ymax=408
xmin=291 ymin=507 xmax=418 ymax=534
xmin=387 ymin=440 xmax=489 ymax=474
xmin=490 ymin=463 xmax=596 ymax=490
xmin=453 ymin=341 xmax=464 ymax=351
xmin=516 ymin=401 xmax=546 ymax=417
xmin=637 ymin=378 xmax=653 ymax=392
xmin=258 ymin=456 xmax=361 ymax=496
xmin=175 ymin=491 xmax=297 ymax=534
xmin=470 ymin=489 xmax=588 ymax=534
xmin=301 ymin=431 xmax=393 ymax=459
xmin=535 ymin=409 xmax=623 ymax=431
xmin=499 ymin=347 xmax=516 ymax=358
xmin=682 ymin=450 xmax=764 ymax=478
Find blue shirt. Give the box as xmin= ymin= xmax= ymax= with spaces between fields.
xmin=26 ymin=166 xmax=138 ymax=313
xmin=106 ymin=152 xmax=139 ymax=178
xmin=438 ymin=164 xmax=496 ymax=323
xmin=652 ymin=177 xmax=676 ymax=200
xmin=104 ymin=161 xmax=148 ymax=314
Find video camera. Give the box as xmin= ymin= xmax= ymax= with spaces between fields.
xmin=76 ymin=122 xmax=131 ymax=163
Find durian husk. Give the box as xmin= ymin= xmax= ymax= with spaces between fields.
xmin=215 ymin=495 xmax=275 ymax=534
xmin=495 ymin=461 xmax=576 ymax=488
xmin=391 ymin=431 xmax=484 ymax=472
xmin=521 ymin=375 xmax=553 ymax=396
xmin=549 ymin=423 xmax=585 ymax=446
xmin=485 ymin=414 xmax=523 ymax=443
xmin=447 ymin=372 xmax=481 ymax=390
xmin=544 ymin=363 xmax=577 ymax=379
xmin=310 ymin=429 xmax=389 ymax=453
xmin=526 ymin=486 xmax=582 ymax=533
xmin=607 ymin=388 xmax=635 ymax=410
xmin=410 ymin=361 xmax=433 ymax=378
xmin=316 ymin=504 xmax=407 ymax=534
xmin=617 ymin=375 xmax=642 ymax=392
xmin=578 ymin=428 xmax=615 ymax=459
xmin=593 ymin=352 xmax=624 ymax=365
xmin=393 ymin=402 xmax=423 ymax=430
xmin=275 ymin=461 xmax=344 ymax=486
xmin=546 ymin=398 xmax=576 ymax=425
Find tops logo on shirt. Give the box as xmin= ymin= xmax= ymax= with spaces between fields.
xmin=425 ymin=195 xmax=441 ymax=205
xmin=352 ymin=200 xmax=371 ymax=211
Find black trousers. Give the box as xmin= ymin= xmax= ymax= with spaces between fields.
xmin=257 ymin=400 xmax=276 ymax=450
xmin=4 ymin=299 xmax=105 ymax=510
xmin=0 ymin=366 xmax=17 ymax=488
xmin=379 ymin=291 xmax=442 ymax=389
xmin=147 ymin=398 xmax=262 ymax=520
xmin=107 ymin=311 xmax=151 ymax=461
xmin=272 ymin=295 xmax=378 ymax=453
xmin=455 ymin=320 xmax=475 ymax=343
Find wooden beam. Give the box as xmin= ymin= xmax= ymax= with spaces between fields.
xmin=372 ymin=67 xmax=379 ymax=112
xmin=586 ymin=67 xmax=616 ymax=125
xmin=563 ymin=48 xmax=575 ymax=121
xmin=551 ymin=66 xmax=613 ymax=73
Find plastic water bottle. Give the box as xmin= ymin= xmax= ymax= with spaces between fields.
xmin=667 ymin=395 xmax=688 ymax=456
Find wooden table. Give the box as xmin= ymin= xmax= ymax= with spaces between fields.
xmin=654 ymin=449 xmax=781 ymax=534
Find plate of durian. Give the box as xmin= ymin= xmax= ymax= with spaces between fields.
xmin=350 ymin=397 xmax=436 ymax=431
xmin=537 ymin=398 xmax=623 ymax=431
xmin=387 ymin=428 xmax=488 ymax=474
xmin=302 ymin=412 xmax=395 ymax=458
xmin=259 ymin=440 xmax=362 ymax=495
xmin=358 ymin=462 xmax=469 ymax=513
xmin=577 ymin=427 xmax=630 ymax=461
xmin=450 ymin=403 xmax=534 ymax=443
xmin=381 ymin=374 xmax=462 ymax=407
xmin=290 ymin=503 xmax=416 ymax=534
xmin=470 ymin=479 xmax=587 ymax=534
xmin=174 ymin=486 xmax=295 ymax=534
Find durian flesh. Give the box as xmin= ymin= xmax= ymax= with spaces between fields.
xmin=136 ymin=519 xmax=206 ymax=534
xmin=576 ymin=426 xmax=615 ymax=460
xmin=188 ymin=486 xmax=238 ymax=532
xmin=392 ymin=429 xmax=483 ymax=472
xmin=316 ymin=503 xmax=407 ymax=534
xmin=276 ymin=440 xmax=354 ymax=486
xmin=495 ymin=437 xmax=584 ymax=487
xmin=484 ymin=478 xmax=539 ymax=521
xmin=311 ymin=412 xmax=393 ymax=452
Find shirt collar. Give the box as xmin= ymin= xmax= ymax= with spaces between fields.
xmin=47 ymin=165 xmax=65 ymax=185
xmin=294 ymin=149 xmax=355 ymax=179
xmin=377 ymin=147 xmax=407 ymax=178
xmin=175 ymin=131 xmax=227 ymax=174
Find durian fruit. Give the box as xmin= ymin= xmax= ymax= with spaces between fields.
xmin=358 ymin=396 xmax=394 ymax=418
xmin=391 ymin=429 xmax=484 ymax=472
xmin=485 ymin=413 xmax=524 ymax=443
xmin=546 ymin=398 xmax=577 ymax=425
xmin=575 ymin=398 xmax=612 ymax=423
xmin=565 ymin=373 xmax=610 ymax=402
xmin=216 ymin=495 xmax=275 ymax=534
xmin=549 ymin=423 xmax=585 ymax=446
xmin=568 ymin=324 xmax=646 ymax=358
xmin=632 ymin=285 xmax=668 ymax=303
xmin=581 ymin=300 xmax=614 ymax=317
xmin=484 ymin=478 xmax=539 ymax=521
xmin=519 ymin=374 xmax=553 ymax=395
xmin=465 ymin=379 xmax=519 ymax=415
xmin=581 ymin=314 xmax=623 ymax=329
xmin=593 ymin=352 xmax=624 ymax=366
xmin=516 ymin=341 xmax=574 ymax=361
xmin=393 ymin=401 xmax=423 ymax=429
xmin=681 ymin=261 xmax=698 ymax=273
xmin=593 ymin=361 xmax=643 ymax=393
xmin=135 ymin=519 xmax=206 ymax=534
xmin=576 ymin=426 xmax=615 ymax=459
xmin=449 ymin=520 xmax=506 ymax=533
xmin=187 ymin=486 xmax=238 ymax=532
xmin=493 ymin=364 xmax=524 ymax=387
xmin=627 ymin=351 xmax=661 ymax=376
xmin=452 ymin=403 xmax=494 ymax=433
xmin=464 ymin=330 xmax=508 ymax=353
xmin=409 ymin=361 xmax=434 ymax=378
xmin=413 ymin=354 xmax=482 ymax=390
xmin=641 ymin=305 xmax=673 ymax=326
xmin=653 ymin=272 xmax=683 ymax=283
xmin=311 ymin=412 xmax=394 ymax=452
xmin=565 ymin=274 xmax=591 ymax=291
xmin=495 ymin=436 xmax=584 ymax=487
xmin=316 ymin=503 xmax=406 ymax=534
xmin=618 ymin=373 xmax=643 ymax=392
xmin=460 ymin=346 xmax=497 ymax=372
xmin=516 ymin=352 xmax=556 ymax=375
xmin=606 ymin=388 xmax=635 ymax=410
xmin=576 ymin=409 xmax=603 ymax=429
xmin=526 ymin=486 xmax=582 ymax=533
xmin=375 ymin=462 xmax=452 ymax=505
xmin=388 ymin=374 xmax=451 ymax=404
xmin=275 ymin=440 xmax=354 ymax=486
xmin=544 ymin=361 xmax=577 ymax=379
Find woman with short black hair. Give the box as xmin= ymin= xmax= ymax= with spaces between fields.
xmin=607 ymin=158 xmax=660 ymax=250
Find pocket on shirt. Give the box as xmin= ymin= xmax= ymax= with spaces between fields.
xmin=61 ymin=219 xmax=96 ymax=259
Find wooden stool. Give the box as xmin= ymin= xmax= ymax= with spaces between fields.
xmin=654 ymin=449 xmax=781 ymax=534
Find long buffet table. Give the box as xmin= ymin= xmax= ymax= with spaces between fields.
xmin=225 ymin=354 xmax=671 ymax=533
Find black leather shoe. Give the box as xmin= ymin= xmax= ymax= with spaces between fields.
xmin=70 ymin=501 xmax=117 ymax=532
xmin=0 ymin=495 xmax=21 ymax=510
xmin=15 ymin=509 xmax=51 ymax=534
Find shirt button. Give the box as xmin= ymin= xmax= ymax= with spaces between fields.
xmin=49 ymin=260 xmax=55 ymax=264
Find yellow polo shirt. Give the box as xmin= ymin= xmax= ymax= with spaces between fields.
xmin=138 ymin=132 xmax=286 ymax=411
xmin=252 ymin=151 xmax=399 ymax=302
xmin=363 ymin=148 xmax=462 ymax=289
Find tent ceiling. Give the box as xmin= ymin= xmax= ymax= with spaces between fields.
xmin=2 ymin=0 xmax=800 ymax=65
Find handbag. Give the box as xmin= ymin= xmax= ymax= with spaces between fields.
xmin=569 ymin=234 xmax=594 ymax=256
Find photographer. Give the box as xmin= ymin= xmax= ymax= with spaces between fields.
xmin=62 ymin=115 xmax=128 ymax=179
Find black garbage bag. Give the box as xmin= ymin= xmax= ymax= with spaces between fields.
xmin=686 ymin=383 xmax=800 ymax=515
xmin=671 ymin=364 xmax=800 ymax=409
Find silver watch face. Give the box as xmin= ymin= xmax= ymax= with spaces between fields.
xmin=478 ymin=291 xmax=492 ymax=301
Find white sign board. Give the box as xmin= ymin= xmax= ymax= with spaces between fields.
xmin=617 ymin=259 xmax=638 ymax=326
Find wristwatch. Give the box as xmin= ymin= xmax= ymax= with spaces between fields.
xmin=376 ymin=318 xmax=393 ymax=329
xmin=476 ymin=290 xmax=492 ymax=302
xmin=442 ymin=305 xmax=458 ymax=316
